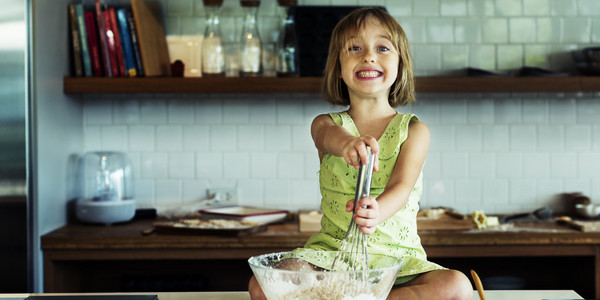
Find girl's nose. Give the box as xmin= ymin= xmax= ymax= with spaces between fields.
xmin=363 ymin=50 xmax=376 ymax=63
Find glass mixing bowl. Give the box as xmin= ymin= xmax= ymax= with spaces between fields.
xmin=248 ymin=251 xmax=402 ymax=300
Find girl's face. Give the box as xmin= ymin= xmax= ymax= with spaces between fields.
xmin=339 ymin=18 xmax=399 ymax=101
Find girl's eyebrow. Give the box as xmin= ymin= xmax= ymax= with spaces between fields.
xmin=376 ymin=34 xmax=392 ymax=40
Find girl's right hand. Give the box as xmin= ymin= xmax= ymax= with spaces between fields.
xmin=341 ymin=136 xmax=379 ymax=171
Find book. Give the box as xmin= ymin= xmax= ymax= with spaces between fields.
xmin=74 ymin=4 xmax=92 ymax=77
xmin=126 ymin=10 xmax=144 ymax=76
xmin=116 ymin=8 xmax=137 ymax=77
xmin=68 ymin=4 xmax=83 ymax=77
xmin=131 ymin=0 xmax=171 ymax=76
xmin=84 ymin=11 xmax=103 ymax=76
xmin=103 ymin=8 xmax=120 ymax=76
xmin=107 ymin=7 xmax=126 ymax=77
xmin=95 ymin=0 xmax=112 ymax=77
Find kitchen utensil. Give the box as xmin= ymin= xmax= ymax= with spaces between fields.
xmin=501 ymin=206 xmax=552 ymax=223
xmin=75 ymin=151 xmax=136 ymax=225
xmin=470 ymin=269 xmax=486 ymax=300
xmin=248 ymin=251 xmax=402 ymax=300
xmin=331 ymin=146 xmax=375 ymax=271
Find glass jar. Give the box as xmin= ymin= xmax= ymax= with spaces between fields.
xmin=276 ymin=0 xmax=299 ymax=77
xmin=238 ymin=0 xmax=262 ymax=77
xmin=201 ymin=0 xmax=225 ymax=77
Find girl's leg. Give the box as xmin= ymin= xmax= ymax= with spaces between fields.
xmin=387 ymin=269 xmax=473 ymax=300
xmin=248 ymin=275 xmax=266 ymax=300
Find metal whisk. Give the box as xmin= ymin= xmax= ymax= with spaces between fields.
xmin=331 ymin=146 xmax=375 ymax=271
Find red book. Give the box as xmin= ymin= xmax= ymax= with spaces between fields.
xmin=84 ymin=12 xmax=102 ymax=77
xmin=107 ymin=7 xmax=126 ymax=77
xmin=95 ymin=0 xmax=112 ymax=77
xmin=103 ymin=8 xmax=120 ymax=77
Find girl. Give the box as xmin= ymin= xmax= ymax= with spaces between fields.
xmin=249 ymin=7 xmax=472 ymax=300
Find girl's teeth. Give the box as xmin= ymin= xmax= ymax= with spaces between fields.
xmin=357 ymin=71 xmax=381 ymax=77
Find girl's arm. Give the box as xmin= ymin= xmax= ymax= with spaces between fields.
xmin=352 ymin=119 xmax=430 ymax=234
xmin=311 ymin=114 xmax=379 ymax=170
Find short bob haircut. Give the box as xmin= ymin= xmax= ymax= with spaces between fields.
xmin=321 ymin=7 xmax=415 ymax=107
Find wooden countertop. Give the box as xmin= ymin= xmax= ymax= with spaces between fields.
xmin=40 ymin=219 xmax=600 ymax=298
xmin=41 ymin=218 xmax=600 ymax=252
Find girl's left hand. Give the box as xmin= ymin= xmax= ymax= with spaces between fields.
xmin=346 ymin=196 xmax=380 ymax=235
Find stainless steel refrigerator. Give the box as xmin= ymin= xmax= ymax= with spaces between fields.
xmin=0 ymin=0 xmax=28 ymax=292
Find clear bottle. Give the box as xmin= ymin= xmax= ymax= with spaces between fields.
xmin=238 ymin=0 xmax=262 ymax=77
xmin=201 ymin=0 xmax=225 ymax=77
xmin=276 ymin=0 xmax=299 ymax=77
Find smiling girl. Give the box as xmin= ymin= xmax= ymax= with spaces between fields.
xmin=249 ymin=7 xmax=472 ymax=300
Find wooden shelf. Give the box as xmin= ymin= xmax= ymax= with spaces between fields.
xmin=64 ymin=77 xmax=324 ymax=93
xmin=63 ymin=76 xmax=600 ymax=94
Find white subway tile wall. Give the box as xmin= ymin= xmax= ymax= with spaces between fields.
xmin=83 ymin=0 xmax=600 ymax=214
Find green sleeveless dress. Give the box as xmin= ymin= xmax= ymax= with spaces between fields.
xmin=295 ymin=111 xmax=444 ymax=285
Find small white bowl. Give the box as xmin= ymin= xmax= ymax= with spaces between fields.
xmin=575 ymin=203 xmax=600 ymax=219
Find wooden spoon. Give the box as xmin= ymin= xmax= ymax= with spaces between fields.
xmin=470 ymin=269 xmax=486 ymax=300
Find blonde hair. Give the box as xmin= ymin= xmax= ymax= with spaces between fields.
xmin=321 ymin=7 xmax=415 ymax=107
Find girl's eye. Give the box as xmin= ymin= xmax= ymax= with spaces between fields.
xmin=378 ymin=46 xmax=390 ymax=52
xmin=348 ymin=46 xmax=361 ymax=51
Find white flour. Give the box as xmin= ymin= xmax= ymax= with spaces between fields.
xmin=253 ymin=268 xmax=394 ymax=300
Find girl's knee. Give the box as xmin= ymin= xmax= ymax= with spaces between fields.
xmin=426 ymin=270 xmax=473 ymax=300
xmin=445 ymin=270 xmax=473 ymax=300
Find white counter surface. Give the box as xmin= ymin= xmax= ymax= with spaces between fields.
xmin=472 ymin=290 xmax=582 ymax=300
xmin=0 ymin=290 xmax=583 ymax=300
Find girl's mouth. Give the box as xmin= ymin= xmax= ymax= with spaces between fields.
xmin=356 ymin=71 xmax=382 ymax=78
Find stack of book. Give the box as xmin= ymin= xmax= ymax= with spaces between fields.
xmin=68 ymin=0 xmax=171 ymax=77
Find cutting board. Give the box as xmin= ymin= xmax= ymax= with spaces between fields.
xmin=560 ymin=219 xmax=600 ymax=232
xmin=417 ymin=214 xmax=475 ymax=231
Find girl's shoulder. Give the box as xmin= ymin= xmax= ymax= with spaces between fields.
xmin=378 ymin=113 xmax=424 ymax=159
xmin=392 ymin=112 xmax=421 ymax=128
xmin=327 ymin=111 xmax=351 ymax=126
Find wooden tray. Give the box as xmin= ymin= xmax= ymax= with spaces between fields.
xmin=560 ymin=219 xmax=600 ymax=232
xmin=152 ymin=220 xmax=266 ymax=236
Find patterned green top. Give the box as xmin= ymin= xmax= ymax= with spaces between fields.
xmin=297 ymin=111 xmax=444 ymax=284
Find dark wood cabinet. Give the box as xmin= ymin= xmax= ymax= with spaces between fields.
xmin=42 ymin=219 xmax=600 ymax=298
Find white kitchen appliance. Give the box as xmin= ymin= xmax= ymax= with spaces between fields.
xmin=75 ymin=151 xmax=136 ymax=225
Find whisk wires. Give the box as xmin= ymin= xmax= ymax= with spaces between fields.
xmin=331 ymin=147 xmax=375 ymax=272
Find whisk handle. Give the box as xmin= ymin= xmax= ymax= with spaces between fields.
xmin=361 ymin=148 xmax=375 ymax=197
xmin=354 ymin=147 xmax=375 ymax=208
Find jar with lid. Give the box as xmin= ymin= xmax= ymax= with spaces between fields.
xmin=276 ymin=0 xmax=299 ymax=77
xmin=238 ymin=0 xmax=262 ymax=77
xmin=201 ymin=0 xmax=225 ymax=77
